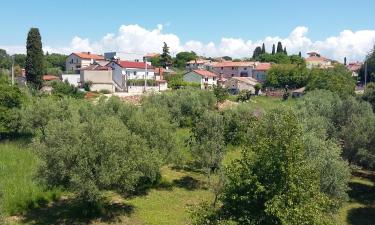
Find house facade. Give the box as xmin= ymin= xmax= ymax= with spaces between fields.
xmin=186 ymin=59 xmax=212 ymax=71
xmin=107 ymin=60 xmax=159 ymax=92
xmin=252 ymin=62 xmax=272 ymax=82
xmin=305 ymin=52 xmax=333 ymax=69
xmin=183 ymin=69 xmax=217 ymax=89
xmin=80 ymin=64 xmax=115 ymax=93
xmin=226 ymin=77 xmax=259 ymax=94
xmin=211 ymin=61 xmax=256 ymax=79
xmin=347 ymin=62 xmax=362 ymax=77
xmin=65 ymin=52 xmax=106 ymax=73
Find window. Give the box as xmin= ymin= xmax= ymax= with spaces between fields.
xmin=134 ymin=71 xmax=137 ymax=76
xmin=232 ymin=67 xmax=234 ymax=70
xmin=213 ymin=77 xmax=216 ymax=81
xmin=204 ymin=77 xmax=208 ymax=82
xmin=221 ymin=67 xmax=224 ymax=70
xmin=231 ymin=74 xmax=234 ymax=77
xmin=70 ymin=59 xmax=74 ymax=64
xmin=244 ymin=67 xmax=247 ymax=70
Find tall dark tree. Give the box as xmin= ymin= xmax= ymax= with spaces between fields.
xmin=25 ymin=28 xmax=44 ymax=89
xmin=252 ymin=46 xmax=262 ymax=59
xmin=160 ymin=42 xmax=172 ymax=69
xmin=271 ymin=44 xmax=275 ymax=55
xmin=298 ymin=51 xmax=302 ymax=57
xmin=344 ymin=57 xmax=347 ymax=66
xmin=283 ymin=47 xmax=287 ymax=55
xmin=276 ymin=41 xmax=283 ymax=53
xmin=261 ymin=43 xmax=266 ymax=54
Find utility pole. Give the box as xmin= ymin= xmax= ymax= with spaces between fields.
xmin=144 ymin=58 xmax=148 ymax=93
xmin=364 ymin=61 xmax=367 ymax=91
xmin=11 ymin=55 xmax=15 ymax=85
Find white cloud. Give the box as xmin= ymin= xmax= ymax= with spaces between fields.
xmin=2 ymin=25 xmax=375 ymax=62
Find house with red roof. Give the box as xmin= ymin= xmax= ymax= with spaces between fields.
xmin=347 ymin=62 xmax=362 ymax=77
xmin=80 ymin=65 xmax=116 ymax=93
xmin=183 ymin=69 xmax=218 ymax=89
xmin=305 ymin=52 xmax=333 ymax=69
xmin=252 ymin=62 xmax=272 ymax=82
xmin=107 ymin=60 xmax=167 ymax=92
xmin=211 ymin=61 xmax=257 ymax=79
xmin=65 ymin=52 xmax=106 ymax=73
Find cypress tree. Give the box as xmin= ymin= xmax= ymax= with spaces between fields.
xmin=160 ymin=42 xmax=172 ymax=69
xmin=344 ymin=57 xmax=347 ymax=65
xmin=26 ymin=28 xmax=44 ymax=89
xmin=272 ymin=44 xmax=275 ymax=55
xmin=276 ymin=41 xmax=283 ymax=53
xmin=252 ymin=46 xmax=262 ymax=59
xmin=283 ymin=47 xmax=287 ymax=55
xmin=261 ymin=43 xmax=266 ymax=54
xmin=298 ymin=51 xmax=302 ymax=57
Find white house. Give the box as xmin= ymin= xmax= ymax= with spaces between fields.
xmin=211 ymin=61 xmax=256 ymax=79
xmin=61 ymin=74 xmax=80 ymax=87
xmin=65 ymin=52 xmax=106 ymax=73
xmin=107 ymin=60 xmax=167 ymax=92
xmin=183 ymin=69 xmax=217 ymax=89
xmin=305 ymin=52 xmax=333 ymax=69
xmin=186 ymin=59 xmax=212 ymax=71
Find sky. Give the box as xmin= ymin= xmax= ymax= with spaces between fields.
xmin=1 ymin=0 xmax=375 ymax=62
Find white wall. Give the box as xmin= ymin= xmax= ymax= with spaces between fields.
xmin=62 ymin=74 xmax=80 ymax=87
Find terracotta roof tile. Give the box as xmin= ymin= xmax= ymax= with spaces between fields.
xmin=73 ymin=52 xmax=105 ymax=60
xmin=193 ymin=69 xmax=217 ymax=77
xmin=116 ymin=60 xmax=154 ymax=69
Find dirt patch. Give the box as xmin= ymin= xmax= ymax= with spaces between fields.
xmin=218 ymin=100 xmax=238 ymax=110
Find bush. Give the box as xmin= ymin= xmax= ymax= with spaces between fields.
xmin=127 ymin=79 xmax=157 ymax=86
xmin=51 ymin=80 xmax=85 ymax=99
xmin=237 ymin=90 xmax=252 ymax=102
xmin=98 ymin=89 xmax=111 ymax=94
xmin=82 ymin=81 xmax=92 ymax=91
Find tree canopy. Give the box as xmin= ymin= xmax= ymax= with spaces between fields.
xmin=25 ymin=28 xmax=44 ymax=89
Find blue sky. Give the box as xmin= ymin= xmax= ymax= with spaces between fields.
xmin=1 ymin=0 xmax=375 ymax=61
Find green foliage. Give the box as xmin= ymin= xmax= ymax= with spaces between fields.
xmin=276 ymin=41 xmax=283 ymax=53
xmin=82 ymin=81 xmax=92 ymax=91
xmin=33 ymin=99 xmax=162 ymax=203
xmin=190 ymin=111 xmax=225 ymax=174
xmin=25 ymin=28 xmax=44 ymax=89
xmin=150 ymin=56 xmax=161 ymax=67
xmin=160 ymin=42 xmax=172 ymax=68
xmin=265 ymin=64 xmax=308 ymax=88
xmin=254 ymin=83 xmax=262 ymax=95
xmin=213 ymin=85 xmax=229 ymax=103
xmin=306 ymin=65 xmax=356 ymax=97
xmin=44 ymin=53 xmax=67 ymax=72
xmin=258 ymin=53 xmax=291 ymax=64
xmin=13 ymin=54 xmax=26 ymax=68
xmin=174 ymin=51 xmax=197 ymax=69
xmin=362 ymin=82 xmax=375 ymax=111
xmin=237 ymin=90 xmax=252 ymax=102
xmin=0 ymin=80 xmax=26 ymax=134
xmin=126 ymin=79 xmax=157 ymax=86
xmin=142 ymin=88 xmax=216 ymax=127
xmin=297 ymin=90 xmax=375 ymax=169
xmin=359 ymin=45 xmax=375 ymax=82
xmin=51 ymin=80 xmax=85 ymax=99
xmin=45 ymin=67 xmax=63 ymax=76
xmin=221 ymin=108 xmax=335 ymax=225
xmin=0 ymin=49 xmax=11 ymax=68
xmin=0 ymin=142 xmax=62 ymax=215
xmin=271 ymin=44 xmax=275 ymax=55
xmin=252 ymin=46 xmax=262 ymax=59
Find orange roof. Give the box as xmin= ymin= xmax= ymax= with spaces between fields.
xmin=254 ymin=63 xmax=272 ymax=71
xmin=82 ymin=64 xmax=111 ymax=71
xmin=72 ymin=52 xmax=105 ymax=60
xmin=43 ymin=75 xmax=60 ymax=81
xmin=213 ymin=61 xmax=256 ymax=68
xmin=305 ymin=56 xmax=330 ymax=62
xmin=193 ymin=69 xmax=217 ymax=77
xmin=144 ymin=53 xmax=160 ymax=58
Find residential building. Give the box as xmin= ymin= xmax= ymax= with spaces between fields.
xmin=305 ymin=52 xmax=333 ymax=69
xmin=62 ymin=74 xmax=80 ymax=87
xmin=347 ymin=62 xmax=362 ymax=77
xmin=186 ymin=59 xmax=212 ymax=71
xmin=80 ymin=64 xmax=115 ymax=93
xmin=107 ymin=60 xmax=156 ymax=91
xmin=183 ymin=69 xmax=217 ymax=89
xmin=143 ymin=53 xmax=160 ymax=62
xmin=65 ymin=52 xmax=106 ymax=73
xmin=42 ymin=75 xmax=60 ymax=82
xmin=252 ymin=62 xmax=272 ymax=82
xmin=226 ymin=77 xmax=259 ymax=94
xmin=211 ymin=61 xmax=256 ymax=79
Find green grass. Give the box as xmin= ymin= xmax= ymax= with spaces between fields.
xmin=0 ymin=142 xmax=62 ymax=216
xmin=245 ymin=95 xmax=296 ymax=112
xmin=336 ymin=170 xmax=375 ymax=225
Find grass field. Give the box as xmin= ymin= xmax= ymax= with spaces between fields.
xmin=0 ymin=142 xmax=62 ymax=216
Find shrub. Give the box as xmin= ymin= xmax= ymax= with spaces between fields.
xmin=98 ymin=89 xmax=111 ymax=94
xmin=51 ymin=80 xmax=85 ymax=99
xmin=127 ymin=79 xmax=157 ymax=86
xmin=237 ymin=90 xmax=252 ymax=102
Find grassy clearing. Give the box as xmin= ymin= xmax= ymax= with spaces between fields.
xmin=0 ymin=142 xmax=62 ymax=216
xmin=336 ymin=170 xmax=375 ymax=225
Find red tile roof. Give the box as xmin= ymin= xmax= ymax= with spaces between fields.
xmin=43 ymin=75 xmax=60 ymax=81
xmin=347 ymin=62 xmax=362 ymax=72
xmin=213 ymin=61 xmax=256 ymax=68
xmin=193 ymin=69 xmax=217 ymax=77
xmin=254 ymin=63 xmax=272 ymax=71
xmin=115 ymin=60 xmax=154 ymax=69
xmin=305 ymin=56 xmax=330 ymax=62
xmin=72 ymin=52 xmax=105 ymax=60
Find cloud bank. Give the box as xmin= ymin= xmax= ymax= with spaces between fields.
xmin=3 ymin=24 xmax=375 ymax=62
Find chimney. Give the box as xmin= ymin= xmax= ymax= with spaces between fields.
xmin=87 ymin=52 xmax=90 ymax=55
